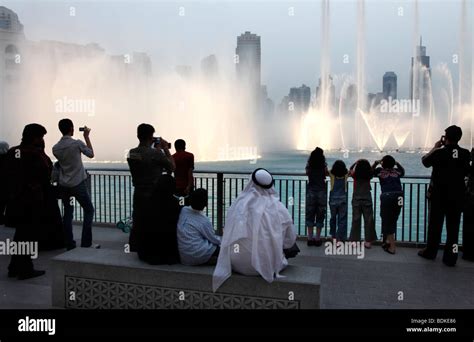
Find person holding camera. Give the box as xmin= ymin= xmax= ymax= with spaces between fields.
xmin=418 ymin=125 xmax=471 ymax=266
xmin=127 ymin=123 xmax=175 ymax=252
xmin=53 ymin=119 xmax=98 ymax=250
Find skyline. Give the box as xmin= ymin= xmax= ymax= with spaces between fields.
xmin=2 ymin=0 xmax=472 ymax=103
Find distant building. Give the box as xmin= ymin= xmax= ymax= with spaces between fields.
xmin=409 ymin=36 xmax=431 ymax=101
xmin=289 ymin=84 xmax=311 ymax=113
xmin=175 ymin=65 xmax=192 ymax=79
xmin=201 ymin=54 xmax=218 ymax=79
xmin=315 ymin=75 xmax=335 ymax=109
xmin=383 ymin=71 xmax=397 ymax=100
xmin=236 ymin=31 xmax=261 ymax=100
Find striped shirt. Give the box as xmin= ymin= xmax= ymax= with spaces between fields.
xmin=177 ymin=206 xmax=221 ymax=266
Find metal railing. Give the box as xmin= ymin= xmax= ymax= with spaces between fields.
xmin=71 ymin=169 xmax=441 ymax=245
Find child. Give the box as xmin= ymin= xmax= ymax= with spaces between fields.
xmin=349 ymin=159 xmax=376 ymax=248
xmin=372 ymin=156 xmax=405 ymax=254
xmin=328 ymin=160 xmax=349 ymax=241
xmin=305 ymin=147 xmax=328 ymax=246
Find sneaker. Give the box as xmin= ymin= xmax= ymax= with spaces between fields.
xmin=17 ymin=270 xmax=46 ymax=280
xmin=364 ymin=242 xmax=372 ymax=249
xmin=314 ymin=239 xmax=322 ymax=247
xmin=307 ymin=239 xmax=315 ymax=246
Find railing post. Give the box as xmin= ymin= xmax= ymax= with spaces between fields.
xmin=216 ymin=172 xmax=224 ymax=236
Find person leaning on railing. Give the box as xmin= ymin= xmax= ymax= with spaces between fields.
xmin=372 ymin=155 xmax=405 ymax=255
xmin=127 ymin=123 xmax=175 ymax=252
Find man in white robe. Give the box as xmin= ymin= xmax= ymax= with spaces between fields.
xmin=212 ymin=168 xmax=297 ymax=292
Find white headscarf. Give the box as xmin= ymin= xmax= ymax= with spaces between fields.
xmin=212 ymin=169 xmax=296 ymax=292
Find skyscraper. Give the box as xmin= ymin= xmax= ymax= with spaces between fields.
xmin=201 ymin=54 xmax=218 ymax=79
xmin=383 ymin=71 xmax=397 ymax=99
xmin=289 ymin=84 xmax=311 ymax=113
xmin=409 ymin=36 xmax=431 ymax=101
xmin=235 ymin=31 xmax=261 ymax=95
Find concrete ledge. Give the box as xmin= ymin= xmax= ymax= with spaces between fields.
xmin=51 ymin=248 xmax=321 ymax=309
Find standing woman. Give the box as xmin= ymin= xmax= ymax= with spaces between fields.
xmin=349 ymin=159 xmax=376 ymax=248
xmin=305 ymin=147 xmax=328 ymax=246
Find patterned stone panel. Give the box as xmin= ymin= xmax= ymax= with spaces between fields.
xmin=65 ymin=276 xmax=300 ymax=309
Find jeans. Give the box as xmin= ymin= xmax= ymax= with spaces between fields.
xmin=380 ymin=191 xmax=403 ymax=237
xmin=62 ymin=180 xmax=95 ymax=248
xmin=329 ymin=196 xmax=348 ymax=241
xmin=350 ymin=197 xmax=376 ymax=242
xmin=305 ymin=189 xmax=327 ymax=230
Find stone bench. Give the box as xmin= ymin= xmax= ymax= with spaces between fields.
xmin=51 ymin=248 xmax=321 ymax=309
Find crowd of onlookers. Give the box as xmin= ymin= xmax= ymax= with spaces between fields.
xmin=0 ymin=120 xmax=472 ymax=287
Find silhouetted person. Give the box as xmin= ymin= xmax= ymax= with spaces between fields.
xmin=137 ymin=174 xmax=181 ymax=265
xmin=349 ymin=159 xmax=376 ymax=248
xmin=172 ymin=139 xmax=194 ymax=199
xmin=463 ymin=148 xmax=474 ymax=261
xmin=419 ymin=125 xmax=470 ymax=266
xmin=127 ymin=124 xmax=175 ymax=252
xmin=53 ymin=119 xmax=98 ymax=250
xmin=305 ymin=147 xmax=328 ymax=246
xmin=0 ymin=141 xmax=9 ymax=225
xmin=373 ymin=155 xmax=405 ymax=255
xmin=4 ymin=124 xmax=48 ymax=279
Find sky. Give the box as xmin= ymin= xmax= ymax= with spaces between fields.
xmin=3 ymin=0 xmax=472 ymax=103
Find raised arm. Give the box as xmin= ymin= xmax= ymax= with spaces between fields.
xmin=395 ymin=161 xmax=405 ymax=177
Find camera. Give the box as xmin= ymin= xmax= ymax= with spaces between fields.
xmin=79 ymin=127 xmax=85 ymax=132
xmin=152 ymin=137 xmax=171 ymax=149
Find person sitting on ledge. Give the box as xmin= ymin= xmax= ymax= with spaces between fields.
xmin=212 ymin=168 xmax=297 ymax=292
xmin=177 ymin=188 xmax=221 ymax=266
xmin=137 ymin=174 xmax=181 ymax=265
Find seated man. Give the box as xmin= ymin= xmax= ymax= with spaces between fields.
xmin=213 ymin=168 xmax=297 ymax=292
xmin=177 ymin=188 xmax=221 ymax=266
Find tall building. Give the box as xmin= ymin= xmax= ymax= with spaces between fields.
xmin=289 ymin=84 xmax=311 ymax=113
xmin=235 ymin=31 xmax=261 ymax=96
xmin=382 ymin=71 xmax=397 ymax=99
xmin=409 ymin=36 xmax=431 ymax=101
xmin=201 ymin=54 xmax=218 ymax=79
xmin=315 ymin=75 xmax=335 ymax=108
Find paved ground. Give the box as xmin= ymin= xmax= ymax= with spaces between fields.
xmin=1 ymin=224 xmax=473 ymax=309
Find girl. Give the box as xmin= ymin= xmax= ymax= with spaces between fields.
xmin=349 ymin=159 xmax=376 ymax=248
xmin=305 ymin=147 xmax=328 ymax=246
xmin=328 ymin=160 xmax=349 ymax=241
xmin=373 ymin=155 xmax=405 ymax=254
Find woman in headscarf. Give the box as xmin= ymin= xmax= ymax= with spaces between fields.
xmin=137 ymin=174 xmax=181 ymax=265
xmin=212 ymin=168 xmax=297 ymax=292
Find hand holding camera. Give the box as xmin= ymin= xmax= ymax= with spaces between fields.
xmin=152 ymin=137 xmax=172 ymax=150
xmin=79 ymin=126 xmax=91 ymax=138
